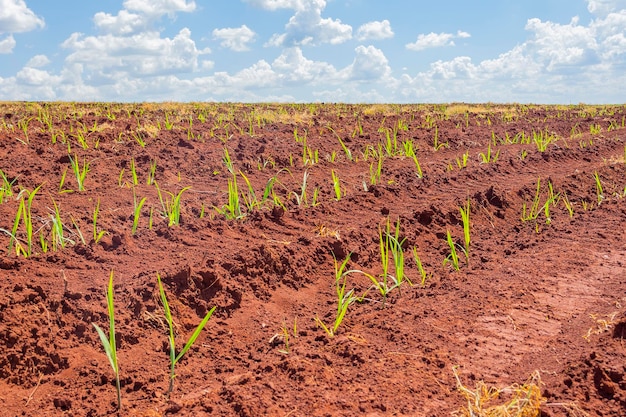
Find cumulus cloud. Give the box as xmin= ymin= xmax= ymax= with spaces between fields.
xmin=356 ymin=20 xmax=393 ymax=41
xmin=60 ymin=0 xmax=207 ymax=89
xmin=0 ymin=0 xmax=44 ymax=33
xmin=26 ymin=54 xmax=50 ymax=67
xmin=123 ymin=0 xmax=196 ymax=17
xmin=252 ymin=0 xmax=352 ymax=46
xmin=94 ymin=10 xmax=145 ymax=35
xmin=0 ymin=34 xmax=16 ymax=53
xmin=244 ymin=0 xmax=319 ymax=12
xmin=406 ymin=30 xmax=470 ymax=51
xmin=213 ymin=25 xmax=256 ymax=51
xmin=398 ymin=8 xmax=626 ymax=103
xmin=62 ymin=28 xmax=209 ymax=79
xmin=345 ymin=45 xmax=391 ymax=81
xmin=586 ymin=0 xmax=626 ymax=16
xmin=272 ymin=47 xmax=336 ymax=83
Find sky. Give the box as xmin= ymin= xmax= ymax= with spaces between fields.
xmin=1 ymin=0 xmax=625 ymax=103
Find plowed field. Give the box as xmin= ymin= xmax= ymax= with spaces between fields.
xmin=1 ymin=102 xmax=626 ymax=416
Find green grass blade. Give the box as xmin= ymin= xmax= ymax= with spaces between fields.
xmin=174 ymin=306 xmax=216 ymax=364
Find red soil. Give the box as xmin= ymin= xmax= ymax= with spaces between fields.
xmin=1 ymin=102 xmax=626 ymax=416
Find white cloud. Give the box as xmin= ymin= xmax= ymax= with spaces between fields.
xmin=586 ymin=0 xmax=626 ymax=16
xmin=244 ymin=0 xmax=320 ymax=12
xmin=356 ymin=20 xmax=393 ymax=41
xmin=59 ymin=0 xmax=208 ymax=90
xmin=94 ymin=10 xmax=145 ymax=35
xmin=123 ymin=0 xmax=196 ymax=17
xmin=345 ymin=45 xmax=391 ymax=81
xmin=253 ymin=0 xmax=352 ymax=46
xmin=26 ymin=54 xmax=50 ymax=67
xmin=406 ymin=30 xmax=470 ymax=51
xmin=397 ymin=9 xmax=626 ymax=103
xmin=62 ymin=28 xmax=209 ymax=79
xmin=213 ymin=25 xmax=256 ymax=51
xmin=0 ymin=34 xmax=16 ymax=53
xmin=525 ymin=17 xmax=598 ymax=70
xmin=0 ymin=0 xmax=44 ymax=33
xmin=272 ymin=47 xmax=336 ymax=83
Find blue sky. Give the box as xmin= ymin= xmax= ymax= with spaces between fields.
xmin=1 ymin=0 xmax=625 ymax=103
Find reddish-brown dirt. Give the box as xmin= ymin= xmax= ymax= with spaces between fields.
xmin=1 ymin=102 xmax=626 ymax=416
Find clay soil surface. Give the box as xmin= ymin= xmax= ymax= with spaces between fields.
xmin=1 ymin=102 xmax=626 ymax=417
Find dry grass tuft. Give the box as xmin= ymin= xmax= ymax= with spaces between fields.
xmin=452 ymin=367 xmax=545 ymax=417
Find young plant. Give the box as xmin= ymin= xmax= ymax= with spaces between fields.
xmin=0 ymin=169 xmax=16 ymax=203
xmin=521 ymin=178 xmax=542 ymax=222
xmin=403 ymin=140 xmax=423 ymax=178
xmin=443 ymin=230 xmax=465 ymax=271
xmin=327 ymin=127 xmax=353 ymax=161
xmin=131 ymin=188 xmax=147 ymax=235
xmin=459 ymin=199 xmax=471 ymax=258
xmin=68 ymin=154 xmax=90 ymax=191
xmin=147 ymin=159 xmax=157 ymax=185
xmin=222 ymin=147 xmax=235 ymax=174
xmin=412 ymin=247 xmax=431 ymax=286
xmin=478 ymin=143 xmax=499 ymax=164
xmin=291 ymin=170 xmax=310 ymax=207
xmin=315 ymin=254 xmax=364 ymax=337
xmin=5 ymin=184 xmax=43 ymax=256
xmin=364 ymin=218 xmax=409 ymax=306
xmin=92 ymin=271 xmax=121 ymax=411
xmin=130 ymin=158 xmax=139 ymax=186
xmin=49 ymin=199 xmax=71 ymax=251
xmin=92 ymin=198 xmax=107 ymax=244
xmin=593 ymin=171 xmax=604 ymax=205
xmin=156 ymin=273 xmax=216 ymax=397
xmin=155 ymin=183 xmax=191 ymax=226
xmin=331 ymin=170 xmax=342 ymax=201
xmin=215 ymin=175 xmax=243 ymax=220
xmin=239 ymin=171 xmax=260 ymax=211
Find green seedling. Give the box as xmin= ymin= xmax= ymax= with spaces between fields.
xmin=147 ymin=159 xmax=157 ymax=185
xmin=459 ymin=199 xmax=471 ymax=258
xmin=93 ymin=198 xmax=107 ymax=244
xmin=222 ymin=147 xmax=235 ymax=174
xmin=239 ymin=171 xmax=260 ymax=211
xmin=364 ymin=218 xmax=410 ymax=306
xmin=130 ymin=130 xmax=146 ymax=147
xmin=456 ymin=151 xmax=469 ymax=169
xmin=315 ymin=254 xmax=366 ymax=337
xmin=50 ymin=199 xmax=69 ymax=251
xmin=331 ymin=170 xmax=342 ymax=201
xmin=594 ymin=171 xmax=603 ymax=205
xmin=157 ymin=274 xmax=216 ymax=397
xmin=291 ymin=171 xmax=310 ymax=207
xmin=412 ymin=247 xmax=431 ymax=286
xmin=403 ymin=140 xmax=423 ymax=178
xmin=443 ymin=230 xmax=465 ymax=271
xmin=68 ymin=154 xmax=90 ymax=191
xmin=215 ymin=175 xmax=243 ymax=220
xmin=131 ymin=188 xmax=147 ymax=235
xmin=521 ymin=178 xmax=542 ymax=222
xmin=5 ymin=185 xmax=42 ymax=256
xmin=92 ymin=271 xmax=121 ymax=411
xmin=130 ymin=158 xmax=138 ymax=186
xmin=0 ymin=169 xmax=16 ymax=203
xmin=71 ymin=215 xmax=85 ymax=245
xmin=562 ymin=193 xmax=574 ymax=218
xmin=478 ymin=143 xmax=499 ymax=164
xmin=154 ymin=183 xmax=191 ymax=226
xmin=369 ymin=151 xmax=384 ymax=185
xmin=432 ymin=126 xmax=448 ymax=150
xmin=327 ymin=127 xmax=353 ymax=161
xmin=58 ymin=168 xmax=73 ymax=193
